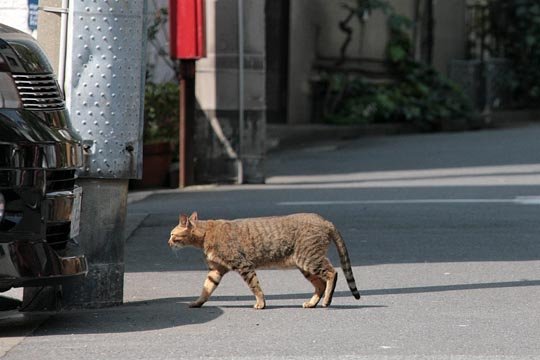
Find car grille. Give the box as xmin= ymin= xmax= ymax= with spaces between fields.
xmin=11 ymin=73 xmax=65 ymax=110
xmin=46 ymin=223 xmax=71 ymax=250
xmin=46 ymin=170 xmax=77 ymax=192
xmin=45 ymin=170 xmax=78 ymax=250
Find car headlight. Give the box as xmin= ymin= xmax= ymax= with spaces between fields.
xmin=0 ymin=192 xmax=5 ymax=223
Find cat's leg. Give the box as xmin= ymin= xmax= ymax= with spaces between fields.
xmin=299 ymin=269 xmax=326 ymax=308
xmin=318 ymin=258 xmax=338 ymax=307
xmin=238 ymin=268 xmax=266 ymax=309
xmin=189 ymin=264 xmax=228 ymax=308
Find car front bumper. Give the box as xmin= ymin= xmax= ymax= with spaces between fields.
xmin=0 ymin=185 xmax=87 ymax=290
xmin=0 ymin=241 xmax=87 ymax=289
xmin=0 ymin=108 xmax=86 ymax=291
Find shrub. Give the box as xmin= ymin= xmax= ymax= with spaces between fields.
xmin=143 ymin=82 xmax=179 ymax=143
xmin=323 ymin=1 xmax=473 ymax=127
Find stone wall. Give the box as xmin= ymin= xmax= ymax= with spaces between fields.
xmin=194 ymin=0 xmax=266 ymax=184
xmin=288 ymin=0 xmax=467 ymax=124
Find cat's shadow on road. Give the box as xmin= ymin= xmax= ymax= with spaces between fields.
xmin=176 ymin=291 xmax=384 ymax=310
xmin=215 ymin=304 xmax=385 ymax=310
xmin=177 ymin=278 xmax=540 ymax=309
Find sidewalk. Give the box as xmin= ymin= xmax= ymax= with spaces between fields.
xmin=266 ymin=109 xmax=540 ymax=151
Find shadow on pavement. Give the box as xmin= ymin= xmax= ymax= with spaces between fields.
xmin=6 ymin=298 xmax=223 ymax=337
xmin=160 ymin=278 xmax=540 ymax=308
xmin=126 ymin=184 xmax=540 ymax=270
xmin=127 ymin=126 xmax=540 ymax=270
xmin=216 ymin=304 xmax=386 ymax=310
xmin=362 ymin=279 xmax=540 ymax=296
xmin=0 ymin=312 xmax=48 ymax=338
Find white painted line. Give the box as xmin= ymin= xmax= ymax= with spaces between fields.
xmin=265 ymin=164 xmax=540 ymax=189
xmin=278 ymin=196 xmax=540 ymax=206
xmin=515 ymin=196 xmax=540 ymax=205
xmin=267 ymin=164 xmax=540 ymax=184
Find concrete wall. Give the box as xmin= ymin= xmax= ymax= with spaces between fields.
xmin=194 ymin=0 xmax=266 ymax=183
xmin=433 ymin=0 xmax=467 ymax=74
xmin=287 ymin=0 xmax=318 ymax=125
xmin=36 ymin=0 xmax=61 ymax=74
xmin=288 ymin=0 xmax=467 ymax=123
xmin=312 ymin=0 xmax=416 ymax=60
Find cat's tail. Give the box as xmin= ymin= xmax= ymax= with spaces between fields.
xmin=331 ymin=229 xmax=361 ymax=299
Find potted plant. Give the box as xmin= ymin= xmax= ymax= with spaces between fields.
xmin=132 ymin=81 xmax=179 ymax=188
xmin=130 ymin=5 xmax=182 ymax=189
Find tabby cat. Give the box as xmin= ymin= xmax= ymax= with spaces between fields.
xmin=168 ymin=212 xmax=360 ymax=309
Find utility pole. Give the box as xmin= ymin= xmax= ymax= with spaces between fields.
xmin=169 ymin=0 xmax=206 ymax=188
xmin=178 ymin=59 xmax=196 ymax=188
xmin=38 ymin=0 xmax=148 ymax=308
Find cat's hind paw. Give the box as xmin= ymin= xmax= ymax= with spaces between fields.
xmin=189 ymin=301 xmax=204 ymax=308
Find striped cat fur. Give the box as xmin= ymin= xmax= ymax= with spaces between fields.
xmin=168 ymin=212 xmax=360 ymax=309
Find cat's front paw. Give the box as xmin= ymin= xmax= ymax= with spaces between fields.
xmin=253 ymin=301 xmax=266 ymax=310
xmin=302 ymin=301 xmax=317 ymax=308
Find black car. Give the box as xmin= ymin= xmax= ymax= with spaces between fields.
xmin=0 ymin=24 xmax=87 ymax=300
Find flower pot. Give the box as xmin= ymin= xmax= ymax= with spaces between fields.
xmin=131 ymin=142 xmax=173 ymax=189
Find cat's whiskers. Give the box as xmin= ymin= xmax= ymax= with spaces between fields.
xmin=171 ymin=246 xmax=183 ymax=257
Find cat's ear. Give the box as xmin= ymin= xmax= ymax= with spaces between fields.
xmin=179 ymin=214 xmax=188 ymax=226
xmin=189 ymin=212 xmax=198 ymax=222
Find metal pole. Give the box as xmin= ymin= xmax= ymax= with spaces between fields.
xmin=179 ymin=59 xmax=195 ymax=188
xmin=58 ymin=0 xmax=69 ymax=91
xmin=59 ymin=0 xmax=148 ymax=308
xmin=237 ymin=0 xmax=244 ymax=184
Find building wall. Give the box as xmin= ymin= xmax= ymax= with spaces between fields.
xmin=288 ymin=0 xmax=467 ymax=123
xmin=312 ymin=0 xmax=417 ymax=60
xmin=0 ymin=0 xmax=34 ymax=35
xmin=35 ymin=0 xmax=61 ymax=74
xmin=194 ymin=0 xmax=266 ymax=183
xmin=287 ymin=0 xmax=318 ymax=125
xmin=433 ymin=0 xmax=466 ymax=74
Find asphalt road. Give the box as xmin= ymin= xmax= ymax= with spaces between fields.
xmin=3 ymin=124 xmax=540 ymax=359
